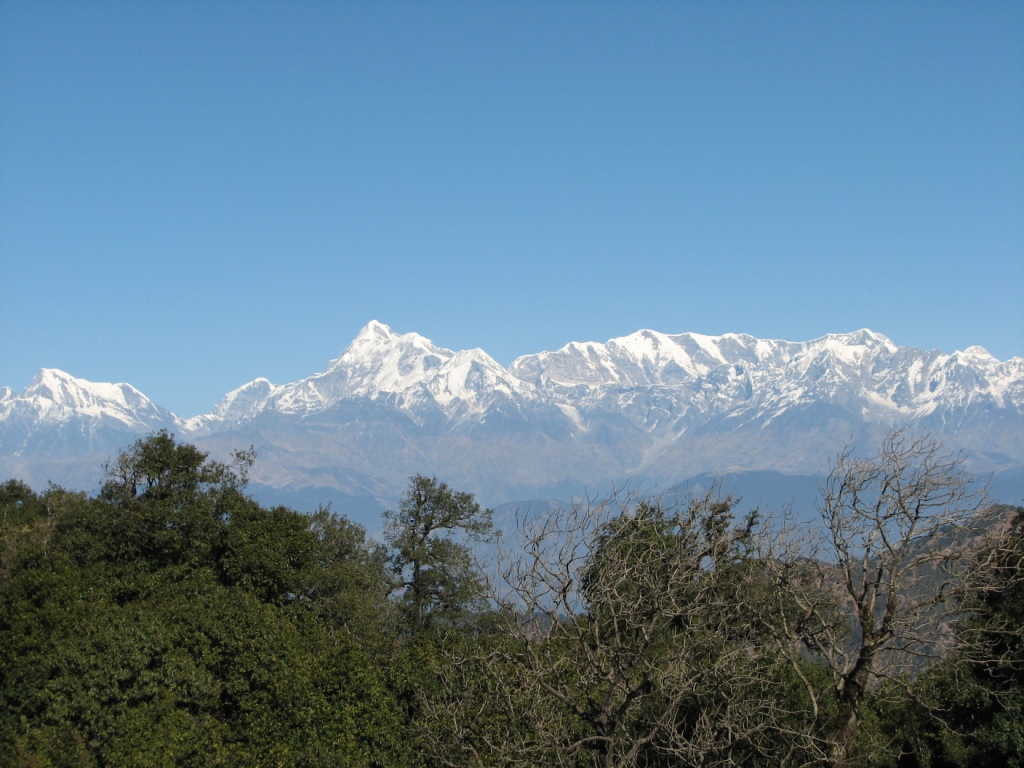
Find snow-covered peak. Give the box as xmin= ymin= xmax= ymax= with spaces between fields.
xmin=801 ymin=329 xmax=896 ymax=363
xmin=765 ymin=330 xmax=893 ymax=375
xmin=349 ymin=319 xmax=400 ymax=347
xmin=324 ymin=321 xmax=437 ymax=373
xmin=2 ymin=368 xmax=179 ymax=430
xmin=512 ymin=328 xmax=900 ymax=389
xmin=3 ymin=325 xmax=1023 ymax=499
xmin=185 ymin=377 xmax=279 ymax=432
xmin=824 ymin=328 xmax=894 ymax=347
xmin=511 ymin=329 xmax=761 ymax=387
xmin=506 ymin=325 xmax=1023 ymax=423
xmin=955 ymin=345 xmax=996 ymax=363
xmin=323 ymin=323 xmax=454 ymax=390
xmin=228 ymin=324 xmax=533 ymax=420
xmin=8 ymin=326 xmax=1020 ymax=457
xmin=26 ymin=369 xmax=146 ymax=415
xmin=214 ymin=378 xmax=277 ymax=414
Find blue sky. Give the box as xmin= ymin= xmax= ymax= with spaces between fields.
xmin=2 ymin=2 xmax=1022 ymax=418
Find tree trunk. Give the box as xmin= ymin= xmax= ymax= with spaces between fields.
xmin=828 ymin=660 xmax=871 ymax=768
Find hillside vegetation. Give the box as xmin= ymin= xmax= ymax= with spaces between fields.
xmin=1 ymin=431 xmax=1020 ymax=767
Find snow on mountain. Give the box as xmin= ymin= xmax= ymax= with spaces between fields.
xmin=0 ymin=369 xmax=179 ymax=433
xmin=190 ymin=321 xmax=536 ymax=430
xmin=185 ymin=378 xmax=279 ymax=431
xmin=509 ymin=328 xmax=894 ymax=389
xmin=0 ymin=369 xmax=181 ymax=493
xmin=510 ymin=329 xmax=741 ymax=388
xmin=509 ymin=327 xmax=1021 ymax=426
xmin=2 ymin=323 xmax=1022 ymax=506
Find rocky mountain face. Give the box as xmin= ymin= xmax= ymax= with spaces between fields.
xmin=3 ymin=322 xmax=1023 ymax=518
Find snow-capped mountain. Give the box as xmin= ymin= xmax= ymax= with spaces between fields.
xmin=188 ymin=320 xmax=534 ymax=431
xmin=0 ymin=368 xmax=181 ymax=491
xmin=2 ymin=323 xmax=1022 ymax=510
xmin=509 ymin=327 xmax=1019 ymax=420
xmin=0 ymin=368 xmax=180 ymax=446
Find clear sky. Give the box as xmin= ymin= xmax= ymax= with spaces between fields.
xmin=2 ymin=2 xmax=1022 ymax=418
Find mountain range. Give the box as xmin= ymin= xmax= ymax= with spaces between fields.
xmin=3 ymin=321 xmax=1022 ymax=525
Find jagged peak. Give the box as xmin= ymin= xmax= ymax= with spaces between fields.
xmin=611 ymin=328 xmax=673 ymax=349
xmin=816 ymin=328 xmax=895 ymax=347
xmin=351 ymin=321 xmax=438 ymax=349
xmin=450 ymin=346 xmax=503 ymax=367
xmin=0 ymin=367 xmax=179 ymax=432
xmin=353 ymin=320 xmax=399 ymax=343
xmin=540 ymin=329 xmax=742 ymax=360
xmin=531 ymin=328 xmax=752 ymax=362
xmin=28 ymin=367 xmax=84 ymax=387
xmin=213 ymin=377 xmax=278 ymax=404
xmin=6 ymin=325 xmax=1017 ymax=437
xmin=554 ymin=339 xmax=602 ymax=356
xmin=23 ymin=368 xmax=142 ymax=400
xmin=329 ymin=321 xmax=443 ymax=368
xmin=956 ymin=345 xmax=995 ymax=361
xmin=192 ymin=376 xmax=279 ymax=426
xmin=282 ymin=325 xmax=518 ymax=411
xmin=233 ymin=377 xmax=276 ymax=390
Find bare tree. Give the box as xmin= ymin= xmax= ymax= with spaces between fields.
xmin=762 ymin=430 xmax=986 ymax=767
xmin=422 ymin=488 xmax=815 ymax=768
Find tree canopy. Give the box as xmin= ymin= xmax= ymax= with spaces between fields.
xmin=0 ymin=430 xmax=1019 ymax=767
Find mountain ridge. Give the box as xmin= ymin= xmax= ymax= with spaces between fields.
xmin=3 ymin=322 xmax=1022 ymax=513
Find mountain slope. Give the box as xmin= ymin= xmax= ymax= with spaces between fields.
xmin=2 ymin=323 xmax=1021 ymax=511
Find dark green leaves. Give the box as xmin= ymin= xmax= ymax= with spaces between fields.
xmin=384 ymin=475 xmax=494 ymax=633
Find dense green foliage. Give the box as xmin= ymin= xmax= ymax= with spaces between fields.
xmin=0 ymin=432 xmax=1019 ymax=767
xmin=0 ymin=435 xmax=407 ymax=767
xmin=384 ymin=475 xmax=494 ymax=634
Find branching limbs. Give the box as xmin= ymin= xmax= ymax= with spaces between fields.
xmin=762 ymin=430 xmax=985 ymax=767
xmin=423 ymin=488 xmax=808 ymax=768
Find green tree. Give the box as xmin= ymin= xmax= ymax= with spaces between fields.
xmin=304 ymin=508 xmax=394 ymax=643
xmin=384 ymin=475 xmax=494 ymax=633
xmin=0 ymin=434 xmax=410 ymax=768
xmin=100 ymin=429 xmax=252 ymax=505
xmin=84 ymin=429 xmax=254 ymax=570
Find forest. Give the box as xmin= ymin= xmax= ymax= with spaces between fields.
xmin=0 ymin=430 xmax=1020 ymax=768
